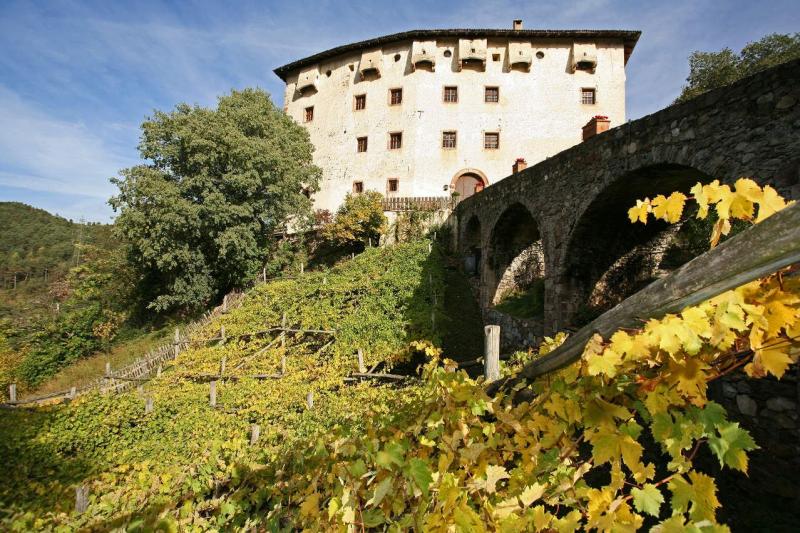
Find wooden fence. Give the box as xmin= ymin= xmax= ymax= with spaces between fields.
xmin=382 ymin=196 xmax=454 ymax=212
xmin=5 ymin=290 xmax=247 ymax=406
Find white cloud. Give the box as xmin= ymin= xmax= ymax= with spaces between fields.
xmin=0 ymin=85 xmax=137 ymax=199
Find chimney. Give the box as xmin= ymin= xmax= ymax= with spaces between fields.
xmin=513 ymin=19 xmax=523 ymax=30
xmin=582 ymin=115 xmax=611 ymax=141
xmin=513 ymin=157 xmax=527 ymax=174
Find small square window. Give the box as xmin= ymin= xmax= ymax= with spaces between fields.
xmin=304 ymin=106 xmax=314 ymax=122
xmin=492 ymin=53 xmax=501 ymax=62
xmin=581 ymin=88 xmax=596 ymax=105
xmin=353 ymin=181 xmax=364 ymax=194
xmin=442 ymin=131 xmax=457 ymax=149
xmin=390 ymin=88 xmax=403 ymax=105
xmin=389 ymin=132 xmax=402 ymax=150
xmin=387 ymin=178 xmax=399 ymax=193
xmin=443 ymin=86 xmax=458 ymax=103
xmin=357 ymin=137 xmax=368 ymax=152
xmin=355 ymin=94 xmax=366 ymax=110
xmin=485 ymin=87 xmax=499 ymax=103
xmin=484 ymin=132 xmax=499 ymax=150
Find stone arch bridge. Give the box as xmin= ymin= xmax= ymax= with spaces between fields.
xmin=453 ymin=59 xmax=800 ymax=335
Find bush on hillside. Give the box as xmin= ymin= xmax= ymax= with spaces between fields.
xmin=322 ymin=191 xmax=387 ymax=248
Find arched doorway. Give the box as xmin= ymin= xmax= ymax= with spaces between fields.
xmin=451 ymin=169 xmax=489 ymax=201
xmin=462 ymin=215 xmax=482 ymax=276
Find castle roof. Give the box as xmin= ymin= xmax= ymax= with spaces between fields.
xmin=273 ymin=28 xmax=641 ymax=81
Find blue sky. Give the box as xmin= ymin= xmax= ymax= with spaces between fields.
xmin=1 ymin=0 xmax=798 ymax=222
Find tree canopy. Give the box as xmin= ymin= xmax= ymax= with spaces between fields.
xmin=110 ymin=89 xmax=321 ymax=313
xmin=676 ymin=33 xmax=800 ymax=103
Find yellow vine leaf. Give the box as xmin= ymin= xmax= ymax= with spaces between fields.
xmin=690 ymin=182 xmax=710 ymax=219
xmin=481 ymin=465 xmax=509 ymax=494
xmin=651 ymin=192 xmax=687 ymax=223
xmin=748 ymin=347 xmax=794 ymax=379
xmin=518 ymin=483 xmax=546 ymax=507
xmin=756 ymin=185 xmax=789 ymax=222
xmin=628 ymin=198 xmax=651 ymax=224
xmin=586 ymin=348 xmax=622 ymax=377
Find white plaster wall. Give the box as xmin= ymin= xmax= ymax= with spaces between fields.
xmin=282 ymin=37 xmax=628 ymax=213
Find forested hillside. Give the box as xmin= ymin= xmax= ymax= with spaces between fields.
xmin=0 ymin=203 xmax=162 ymax=395
xmin=0 ymin=201 xmax=115 ymax=318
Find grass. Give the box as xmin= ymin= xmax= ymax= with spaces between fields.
xmin=26 ymin=328 xmax=171 ymax=398
xmin=494 ymin=279 xmax=545 ymax=319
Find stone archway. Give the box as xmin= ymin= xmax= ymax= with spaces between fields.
xmin=558 ymin=163 xmax=711 ymax=327
xmin=451 ymin=169 xmax=489 ymax=202
xmin=485 ymin=203 xmax=545 ymax=318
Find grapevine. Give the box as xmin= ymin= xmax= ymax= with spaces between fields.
xmin=0 ymin=181 xmax=797 ymax=531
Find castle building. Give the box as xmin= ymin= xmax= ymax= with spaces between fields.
xmin=274 ymin=21 xmax=640 ymax=213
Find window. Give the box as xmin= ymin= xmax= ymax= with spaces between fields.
xmin=355 ymin=94 xmax=366 ymax=110
xmin=442 ymin=131 xmax=457 ymax=149
xmin=389 ymin=132 xmax=402 ymax=150
xmin=304 ymin=106 xmax=314 ymax=122
xmin=353 ymin=181 xmax=364 ymax=194
xmin=443 ymin=49 xmax=452 ymax=58
xmin=492 ymin=53 xmax=501 ymax=62
xmin=390 ymin=88 xmax=403 ymax=105
xmin=443 ymin=86 xmax=458 ymax=103
xmin=387 ymin=178 xmax=399 ymax=193
xmin=485 ymin=87 xmax=499 ymax=103
xmin=581 ymin=88 xmax=596 ymax=105
xmin=484 ymin=132 xmax=500 ymax=149
xmin=357 ymin=137 xmax=368 ymax=152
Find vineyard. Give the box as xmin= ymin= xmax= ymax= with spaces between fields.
xmin=0 ymin=181 xmax=798 ymax=531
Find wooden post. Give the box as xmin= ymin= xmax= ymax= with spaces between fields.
xmin=219 ymin=356 xmax=226 ymax=376
xmin=322 ymin=276 xmax=327 ymax=285
xmin=209 ymin=381 xmax=217 ymax=407
xmin=306 ymin=391 xmax=314 ymax=409
xmin=250 ymin=424 xmax=260 ymax=445
xmin=484 ymin=325 xmax=501 ymax=382
xmin=145 ymin=397 xmax=153 ymax=414
xmin=428 ymin=242 xmax=432 ymax=253
xmin=262 ymin=267 xmax=267 ymax=283
xmin=69 ymin=386 xmax=77 ymax=400
xmin=220 ymin=326 xmax=226 ymax=344
xmin=223 ymin=294 xmax=228 ymax=313
xmin=357 ymin=349 xmax=366 ymax=373
xmin=300 ymin=262 xmax=304 ymax=275
xmin=281 ymin=313 xmax=287 ymax=349
xmin=174 ymin=327 xmax=181 ymax=357
xmin=105 ymin=362 xmax=111 ymax=377
xmin=9 ymin=383 xmax=16 ymax=403
xmin=156 ymin=365 xmax=162 ymax=378
xmin=75 ymin=485 xmax=89 ymax=513
xmin=281 ymin=354 xmax=286 ymax=375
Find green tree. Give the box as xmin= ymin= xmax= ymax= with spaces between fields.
xmin=323 ymin=192 xmax=387 ymax=249
xmin=677 ymin=33 xmax=800 ymax=103
xmin=110 ymin=89 xmax=321 ymax=312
